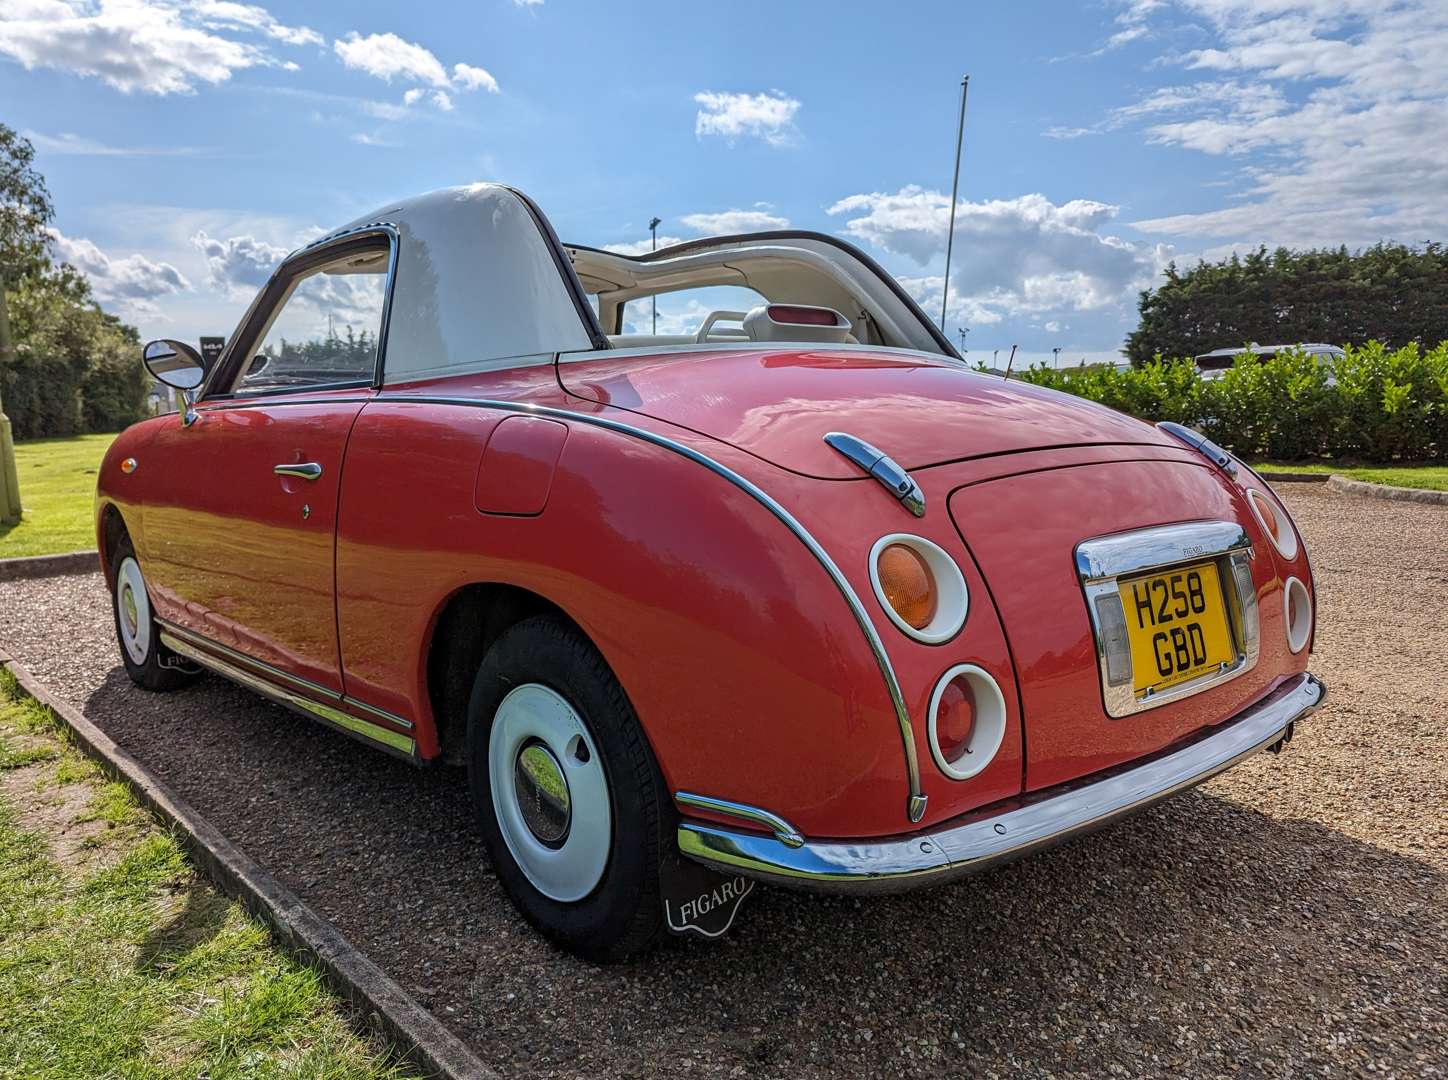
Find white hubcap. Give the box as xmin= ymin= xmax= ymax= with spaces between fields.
xmin=489 ymin=683 xmax=611 ymax=902
xmin=116 ymin=557 xmax=151 ymax=666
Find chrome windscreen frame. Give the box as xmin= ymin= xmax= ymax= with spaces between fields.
xmin=1076 ymin=520 xmax=1261 ymax=718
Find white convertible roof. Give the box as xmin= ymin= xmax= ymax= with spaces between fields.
xmin=337 ymin=184 xmax=603 ymax=383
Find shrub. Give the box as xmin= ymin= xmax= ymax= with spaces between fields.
xmin=1012 ymin=343 xmax=1446 ymax=463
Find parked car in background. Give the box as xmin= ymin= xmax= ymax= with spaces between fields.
xmin=97 ymin=184 xmax=1325 ymax=960
xmin=1194 ymin=343 xmax=1345 ymax=381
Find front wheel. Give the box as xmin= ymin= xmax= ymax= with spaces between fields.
xmin=109 ymin=537 xmax=200 ymax=692
xmin=466 ymin=615 xmax=668 ymax=961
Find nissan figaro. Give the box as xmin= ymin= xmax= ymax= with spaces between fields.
xmin=98 ymin=184 xmax=1324 ymax=959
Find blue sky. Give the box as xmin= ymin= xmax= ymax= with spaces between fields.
xmin=3 ymin=0 xmax=1445 ymax=366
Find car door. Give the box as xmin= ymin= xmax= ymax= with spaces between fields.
xmin=140 ymin=233 xmax=390 ymax=695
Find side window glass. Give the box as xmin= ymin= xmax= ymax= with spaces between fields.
xmin=236 ymin=246 xmax=388 ymax=393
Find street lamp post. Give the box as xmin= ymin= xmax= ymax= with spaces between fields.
xmin=0 ymin=273 xmax=22 ymax=526
xmin=649 ymin=216 xmax=662 ymax=335
xmin=1052 ymin=346 xmax=1062 ymax=368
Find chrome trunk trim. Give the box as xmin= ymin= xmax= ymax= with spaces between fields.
xmin=1076 ymin=520 xmax=1259 ymax=718
xmin=677 ymin=672 xmax=1324 ymax=892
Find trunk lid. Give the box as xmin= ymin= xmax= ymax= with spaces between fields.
xmin=947 ymin=457 xmax=1295 ymax=791
xmin=558 ymin=347 xmax=1168 ymax=478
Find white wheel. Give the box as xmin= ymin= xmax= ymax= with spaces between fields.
xmin=488 ymin=683 xmax=612 ymax=902
xmin=115 ymin=556 xmax=152 ymax=666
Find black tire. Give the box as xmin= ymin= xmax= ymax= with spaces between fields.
xmin=108 ymin=536 xmax=201 ymax=692
xmin=466 ymin=614 xmax=668 ymax=962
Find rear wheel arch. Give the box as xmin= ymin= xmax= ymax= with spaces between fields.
xmin=424 ymin=582 xmax=594 ymax=764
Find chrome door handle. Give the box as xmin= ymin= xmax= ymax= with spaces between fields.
xmin=273 ymin=463 xmax=323 ymax=480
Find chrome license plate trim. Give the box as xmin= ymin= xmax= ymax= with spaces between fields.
xmin=1076 ymin=520 xmax=1261 ymax=718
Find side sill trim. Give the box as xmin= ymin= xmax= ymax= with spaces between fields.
xmin=158 ymin=626 xmax=417 ymax=758
xmin=373 ymin=393 xmax=927 ymax=824
xmin=677 ymin=672 xmax=1324 ymax=893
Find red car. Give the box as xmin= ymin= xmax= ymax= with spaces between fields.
xmin=99 ymin=184 xmax=1324 ymax=959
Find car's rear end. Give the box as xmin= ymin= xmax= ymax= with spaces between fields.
xmin=621 ymin=350 xmax=1325 ymax=889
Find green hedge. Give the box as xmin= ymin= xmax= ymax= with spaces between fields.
xmin=1 ymin=273 xmax=148 ymax=442
xmin=1010 ymin=342 xmax=1448 ymax=463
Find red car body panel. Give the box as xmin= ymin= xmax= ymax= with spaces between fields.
xmin=96 ymin=343 xmax=1315 ymax=841
xmin=557 ymin=347 xmax=1169 ymax=478
xmin=122 ymin=390 xmax=366 ymax=693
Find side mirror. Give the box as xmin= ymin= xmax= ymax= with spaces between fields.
xmin=142 ymin=339 xmax=206 ymax=390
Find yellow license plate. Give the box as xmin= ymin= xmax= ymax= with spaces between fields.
xmin=1118 ymin=560 xmax=1235 ymax=696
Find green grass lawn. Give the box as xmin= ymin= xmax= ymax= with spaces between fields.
xmin=0 ymin=671 xmax=418 ymax=1079
xmin=0 ymin=433 xmax=116 ymax=558
xmin=1252 ymin=461 xmax=1448 ymax=490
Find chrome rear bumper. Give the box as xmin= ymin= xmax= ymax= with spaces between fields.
xmin=677 ymin=672 xmax=1325 ymax=893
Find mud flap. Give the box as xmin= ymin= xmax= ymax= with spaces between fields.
xmin=660 ymin=853 xmax=754 ymax=939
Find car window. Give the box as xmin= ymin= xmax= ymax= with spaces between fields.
xmin=235 ymin=247 xmax=388 ymax=393
xmin=620 ymin=285 xmax=767 ymax=337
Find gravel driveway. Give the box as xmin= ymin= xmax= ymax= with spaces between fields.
xmin=2 ymin=484 xmax=1444 ymax=1079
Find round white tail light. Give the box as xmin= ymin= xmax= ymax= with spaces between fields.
xmin=1247 ymin=489 xmax=1298 ymax=560
xmin=1284 ymin=576 xmax=1312 ymax=653
xmin=927 ymin=664 xmax=1007 ymax=780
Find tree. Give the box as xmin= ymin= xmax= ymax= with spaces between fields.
xmin=1126 ymin=243 xmax=1448 ymax=366
xmin=0 ymin=125 xmax=148 ymax=439
xmin=0 ymin=122 xmax=55 ymax=284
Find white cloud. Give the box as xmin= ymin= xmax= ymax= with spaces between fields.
xmin=333 ymin=32 xmax=499 ymax=98
xmin=333 ymin=31 xmax=450 ymax=86
xmin=513 ymin=0 xmax=543 ymax=6
xmin=350 ymin=132 xmax=400 ymax=147
xmin=452 ymin=62 xmax=498 ymax=93
xmin=23 ymin=129 xmax=199 ymax=156
xmin=828 ymin=186 xmax=1170 ymax=324
xmin=680 ymin=209 xmax=790 ymax=234
xmin=191 ymin=229 xmax=288 ymax=296
xmin=1107 ymin=0 xmax=1448 ymax=248
xmin=187 ymin=1 xmax=321 ymax=47
xmin=49 ymin=228 xmax=190 ymax=315
xmin=694 ymin=90 xmax=800 ymax=147
xmin=0 ymin=0 xmax=314 ymax=94
xmin=603 ymin=236 xmax=686 ymax=256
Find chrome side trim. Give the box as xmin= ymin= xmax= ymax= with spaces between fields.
xmin=158 ymin=619 xmax=413 ymax=731
xmin=160 ymin=619 xmax=342 ymax=701
xmin=161 ymin=631 xmax=417 ymax=757
xmin=678 ymin=672 xmax=1324 ymax=892
xmin=1077 ymin=520 xmax=1259 ymax=718
xmin=675 ymin=792 xmax=805 ymax=848
xmin=374 ymin=394 xmax=927 ymax=823
xmin=823 ymin=431 xmax=926 ymax=518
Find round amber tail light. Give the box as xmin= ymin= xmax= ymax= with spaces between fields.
xmin=928 ymin=665 xmax=1007 ymax=780
xmin=868 ymin=535 xmax=969 ymax=643
xmin=1247 ymin=489 xmax=1298 ymax=560
xmin=876 ymin=543 xmax=937 ymax=630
